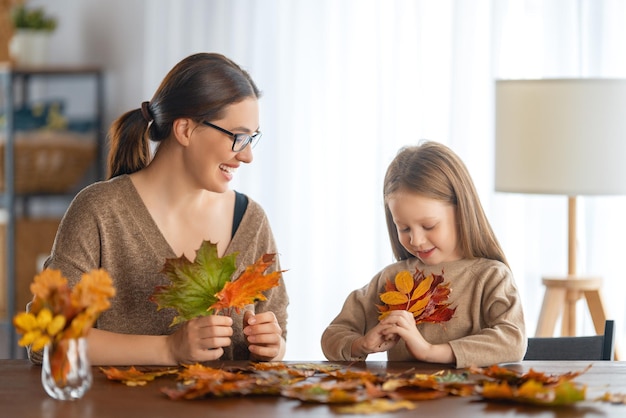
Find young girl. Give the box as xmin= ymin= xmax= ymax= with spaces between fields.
xmin=321 ymin=141 xmax=526 ymax=368
xmin=28 ymin=53 xmax=288 ymax=366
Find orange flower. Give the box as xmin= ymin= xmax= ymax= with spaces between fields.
xmin=71 ymin=269 xmax=116 ymax=312
xmin=30 ymin=269 xmax=68 ymax=300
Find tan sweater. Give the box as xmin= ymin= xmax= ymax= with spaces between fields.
xmin=321 ymin=257 xmax=526 ymax=368
xmin=29 ymin=175 xmax=288 ymax=363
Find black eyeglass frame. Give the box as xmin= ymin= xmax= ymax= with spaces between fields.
xmin=201 ymin=121 xmax=262 ymax=152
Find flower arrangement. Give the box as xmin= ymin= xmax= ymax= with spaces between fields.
xmin=13 ymin=268 xmax=115 ymax=399
xmin=13 ymin=268 xmax=116 ymax=352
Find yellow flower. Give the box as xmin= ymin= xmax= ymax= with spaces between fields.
xmin=17 ymin=329 xmax=41 ymax=347
xmin=47 ymin=315 xmax=66 ymax=336
xmin=36 ymin=308 xmax=53 ymax=329
xmin=30 ymin=333 xmax=51 ymax=352
xmin=13 ymin=311 xmax=37 ymax=334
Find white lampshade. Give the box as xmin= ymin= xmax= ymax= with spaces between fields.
xmin=495 ymin=78 xmax=626 ymax=196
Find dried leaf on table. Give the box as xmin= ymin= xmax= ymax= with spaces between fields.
xmin=332 ymin=399 xmax=417 ymax=415
xmin=100 ymin=366 xmax=178 ymax=386
xmin=596 ymin=392 xmax=626 ymax=404
xmin=469 ymin=364 xmax=591 ymax=386
xmin=281 ymin=381 xmax=369 ymax=403
xmin=471 ymin=364 xmax=590 ymax=406
xmin=479 ymin=379 xmax=586 ymax=406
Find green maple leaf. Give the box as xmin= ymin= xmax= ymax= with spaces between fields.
xmin=151 ymin=241 xmax=238 ymax=326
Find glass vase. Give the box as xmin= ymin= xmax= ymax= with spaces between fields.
xmin=41 ymin=337 xmax=92 ymax=400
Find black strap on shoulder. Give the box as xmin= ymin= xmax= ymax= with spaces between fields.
xmin=232 ymin=191 xmax=249 ymax=238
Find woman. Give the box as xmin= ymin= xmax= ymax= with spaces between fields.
xmin=29 ymin=53 xmax=288 ymax=366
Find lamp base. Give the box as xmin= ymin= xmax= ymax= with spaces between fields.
xmin=535 ymin=276 xmax=607 ymax=337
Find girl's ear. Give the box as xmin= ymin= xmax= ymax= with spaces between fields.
xmin=172 ymin=118 xmax=195 ymax=147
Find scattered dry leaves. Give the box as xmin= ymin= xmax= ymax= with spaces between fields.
xmin=98 ymin=362 xmax=598 ymax=413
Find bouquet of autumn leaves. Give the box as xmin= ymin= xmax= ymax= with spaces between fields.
xmin=151 ymin=240 xmax=283 ymax=326
xmin=378 ymin=268 xmax=455 ymax=324
xmin=13 ymin=268 xmax=116 ymax=386
xmin=13 ymin=268 xmax=116 ymax=352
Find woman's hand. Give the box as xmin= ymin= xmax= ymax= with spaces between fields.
xmin=243 ymin=311 xmax=285 ymax=361
xmin=166 ymin=315 xmax=233 ymax=364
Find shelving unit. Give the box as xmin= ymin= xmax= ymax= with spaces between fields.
xmin=0 ymin=65 xmax=104 ymax=359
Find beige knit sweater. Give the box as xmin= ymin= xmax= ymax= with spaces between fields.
xmin=321 ymin=257 xmax=526 ymax=368
xmin=29 ymin=175 xmax=288 ymax=363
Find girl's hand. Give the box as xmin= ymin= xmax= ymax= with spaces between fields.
xmin=166 ymin=315 xmax=233 ymax=364
xmin=379 ymin=310 xmax=455 ymax=364
xmin=379 ymin=310 xmax=430 ymax=358
xmin=351 ymin=322 xmax=401 ymax=359
xmin=243 ymin=311 xmax=285 ymax=361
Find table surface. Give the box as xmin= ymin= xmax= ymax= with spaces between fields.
xmin=1 ymin=359 xmax=625 ymax=417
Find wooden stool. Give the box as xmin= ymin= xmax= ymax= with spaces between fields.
xmin=535 ymin=276 xmax=607 ymax=337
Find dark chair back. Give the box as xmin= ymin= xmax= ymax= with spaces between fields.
xmin=524 ymin=320 xmax=615 ymax=361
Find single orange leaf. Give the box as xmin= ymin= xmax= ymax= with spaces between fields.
xmin=410 ymin=274 xmax=433 ymax=301
xmin=394 ymin=271 xmax=414 ymax=294
xmin=408 ymin=296 xmax=429 ymax=317
xmin=332 ymin=399 xmax=417 ymax=414
xmin=100 ymin=366 xmax=178 ymax=386
xmin=208 ymin=254 xmax=283 ymax=313
xmin=380 ymin=291 xmax=409 ymax=306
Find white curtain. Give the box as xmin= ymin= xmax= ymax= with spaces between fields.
xmin=144 ymin=0 xmax=626 ymax=361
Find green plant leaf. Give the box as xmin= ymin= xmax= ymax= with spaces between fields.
xmin=151 ymin=241 xmax=238 ymax=326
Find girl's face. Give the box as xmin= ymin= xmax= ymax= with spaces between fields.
xmin=185 ymin=97 xmax=259 ymax=193
xmin=387 ymin=191 xmax=462 ymax=265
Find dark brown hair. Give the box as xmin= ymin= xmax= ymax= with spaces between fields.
xmin=383 ymin=141 xmax=508 ymax=267
xmin=107 ymin=53 xmax=260 ymax=179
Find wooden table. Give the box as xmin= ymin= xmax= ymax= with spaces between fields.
xmin=1 ymin=359 xmax=625 ymax=417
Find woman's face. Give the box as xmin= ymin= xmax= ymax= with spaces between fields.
xmin=185 ymin=97 xmax=259 ymax=193
xmin=387 ymin=191 xmax=462 ymax=265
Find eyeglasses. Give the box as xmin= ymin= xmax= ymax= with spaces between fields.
xmin=202 ymin=121 xmax=262 ymax=152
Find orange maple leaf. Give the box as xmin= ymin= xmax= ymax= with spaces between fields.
xmin=100 ymin=366 xmax=178 ymax=386
xmin=377 ymin=268 xmax=455 ymax=324
xmin=208 ymin=253 xmax=283 ymax=314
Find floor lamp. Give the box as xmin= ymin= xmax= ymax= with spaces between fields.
xmin=494 ymin=78 xmax=626 ymax=342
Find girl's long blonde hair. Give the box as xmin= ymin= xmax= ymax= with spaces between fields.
xmin=383 ymin=141 xmax=508 ymax=267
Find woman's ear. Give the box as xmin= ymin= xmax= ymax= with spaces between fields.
xmin=172 ymin=118 xmax=195 ymax=147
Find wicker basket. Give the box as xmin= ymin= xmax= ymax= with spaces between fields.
xmin=0 ymin=130 xmax=97 ymax=194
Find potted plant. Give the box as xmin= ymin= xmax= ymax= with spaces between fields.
xmin=9 ymin=3 xmax=57 ymax=66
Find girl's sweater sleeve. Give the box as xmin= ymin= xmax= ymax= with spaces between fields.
xmin=321 ymin=274 xmax=383 ymax=361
